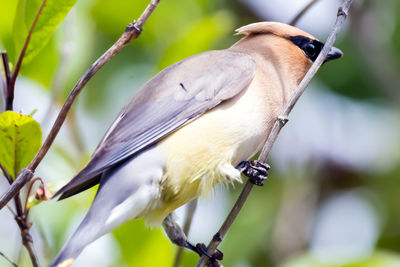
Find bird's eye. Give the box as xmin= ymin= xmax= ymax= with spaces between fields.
xmin=303 ymin=43 xmax=316 ymax=58
xmin=289 ymin=36 xmax=324 ymax=62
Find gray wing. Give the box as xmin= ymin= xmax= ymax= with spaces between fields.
xmin=55 ymin=50 xmax=256 ymax=199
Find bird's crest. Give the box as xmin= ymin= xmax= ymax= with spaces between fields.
xmin=235 ymin=22 xmax=317 ymax=40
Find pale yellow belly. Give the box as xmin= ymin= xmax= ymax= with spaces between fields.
xmin=142 ymin=82 xmax=273 ymax=223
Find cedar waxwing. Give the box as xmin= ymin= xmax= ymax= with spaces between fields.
xmin=50 ymin=22 xmax=342 ymax=267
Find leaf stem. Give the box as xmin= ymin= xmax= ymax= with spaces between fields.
xmin=7 ymin=0 xmax=48 ymax=111
xmin=1 ymin=52 xmax=11 ymax=103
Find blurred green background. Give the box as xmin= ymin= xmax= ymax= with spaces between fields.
xmin=1 ymin=0 xmax=400 ymax=266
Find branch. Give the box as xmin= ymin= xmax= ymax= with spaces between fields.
xmin=7 ymin=0 xmax=48 ymax=111
xmin=196 ymin=1 xmax=353 ymax=266
xmin=289 ymin=0 xmax=320 ymax=26
xmin=0 ymin=166 xmax=40 ymax=266
xmin=14 ymin=192 xmax=40 ymax=267
xmin=0 ymin=0 xmax=161 ymax=210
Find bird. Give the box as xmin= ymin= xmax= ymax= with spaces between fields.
xmin=50 ymin=21 xmax=342 ymax=267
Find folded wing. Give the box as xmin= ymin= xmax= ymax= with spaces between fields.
xmin=54 ymin=50 xmax=256 ymax=199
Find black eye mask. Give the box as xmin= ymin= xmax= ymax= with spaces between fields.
xmin=288 ymin=35 xmax=324 ymax=62
xmin=288 ymin=35 xmax=343 ymax=63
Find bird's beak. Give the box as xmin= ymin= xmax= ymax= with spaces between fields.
xmin=324 ymin=46 xmax=343 ymax=63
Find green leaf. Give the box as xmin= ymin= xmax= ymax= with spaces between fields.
xmin=13 ymin=0 xmax=77 ymax=64
xmin=20 ymin=36 xmax=58 ymax=88
xmin=0 ymin=111 xmax=42 ymax=179
xmin=282 ymin=250 xmax=400 ymax=267
xmin=0 ymin=0 xmax=18 ymax=58
xmin=158 ymin=11 xmax=234 ymax=69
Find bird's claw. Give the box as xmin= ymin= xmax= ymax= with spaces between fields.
xmin=238 ymin=160 xmax=270 ymax=186
xmin=186 ymin=242 xmax=223 ymax=266
xmin=195 ymin=243 xmax=212 ymax=258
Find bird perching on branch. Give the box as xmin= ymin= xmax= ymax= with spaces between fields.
xmin=50 ymin=22 xmax=342 ymax=267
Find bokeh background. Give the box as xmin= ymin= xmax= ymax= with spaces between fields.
xmin=1 ymin=0 xmax=400 ymax=266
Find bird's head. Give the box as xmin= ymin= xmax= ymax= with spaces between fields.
xmin=230 ymin=21 xmax=343 ymax=90
xmin=234 ymin=21 xmax=343 ymax=65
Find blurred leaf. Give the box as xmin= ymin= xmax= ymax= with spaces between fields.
xmin=0 ymin=111 xmax=42 ymax=179
xmin=90 ymin=0 xmax=149 ymax=39
xmin=179 ymin=250 xmax=199 ymax=267
xmin=20 ymin=36 xmax=58 ymax=87
xmin=0 ymin=0 xmax=18 ymax=58
xmin=52 ymin=143 xmax=87 ymax=170
xmin=13 ymin=0 xmax=77 ymax=64
xmin=158 ymin=11 xmax=234 ymax=69
xmin=112 ymin=219 xmax=174 ymax=267
xmin=282 ymin=250 xmax=400 ymax=267
xmin=346 ymin=251 xmax=400 ymax=267
xmin=318 ymin=40 xmax=383 ymax=100
xmin=91 ymin=0 xmax=202 ymax=41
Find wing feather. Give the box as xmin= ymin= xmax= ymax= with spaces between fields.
xmin=55 ymin=50 xmax=256 ymax=199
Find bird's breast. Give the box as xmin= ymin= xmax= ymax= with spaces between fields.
xmin=155 ymin=77 xmax=275 ymax=216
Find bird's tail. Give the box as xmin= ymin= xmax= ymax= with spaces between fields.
xmin=50 ymin=146 xmax=164 ymax=266
xmin=49 ymin=239 xmax=81 ymax=267
xmin=49 ymin=213 xmax=100 ymax=267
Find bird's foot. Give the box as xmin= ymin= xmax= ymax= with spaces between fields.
xmin=185 ymin=242 xmax=223 ymax=266
xmin=238 ymin=160 xmax=270 ymax=186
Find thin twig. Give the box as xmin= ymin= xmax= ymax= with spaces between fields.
xmin=1 ymin=52 xmax=11 ymax=100
xmin=173 ymin=199 xmax=198 ymax=267
xmin=7 ymin=0 xmax=48 ymax=111
xmin=1 ymin=165 xmax=40 ymax=266
xmin=196 ymin=1 xmax=353 ymax=266
xmin=0 ymin=251 xmax=17 ymax=267
xmin=14 ymin=191 xmax=40 ymax=267
xmin=289 ymin=0 xmax=320 ymax=26
xmin=0 ymin=0 xmax=161 ymax=210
